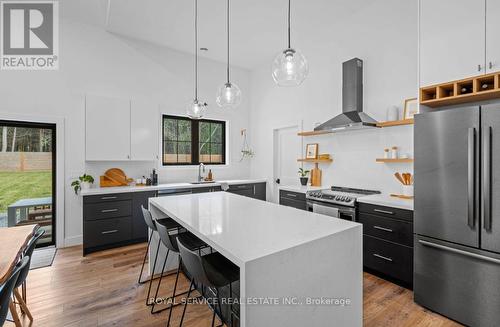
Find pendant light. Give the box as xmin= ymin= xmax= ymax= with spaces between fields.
xmin=271 ymin=0 xmax=308 ymax=86
xmin=216 ymin=0 xmax=241 ymax=109
xmin=187 ymin=0 xmax=207 ymax=119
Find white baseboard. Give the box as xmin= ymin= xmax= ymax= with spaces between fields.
xmin=63 ymin=235 xmax=83 ymax=247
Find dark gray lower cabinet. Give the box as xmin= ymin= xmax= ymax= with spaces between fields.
xmin=358 ymin=202 xmax=414 ymax=288
xmin=227 ymin=182 xmax=266 ymax=200
xmin=279 ymin=190 xmax=307 ymax=210
xmin=83 ymin=191 xmax=156 ymax=255
xmin=132 ymin=191 xmax=157 ymax=240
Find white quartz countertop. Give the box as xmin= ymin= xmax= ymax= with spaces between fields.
xmin=278 ymin=184 xmax=323 ymax=194
xmin=357 ymin=194 xmax=414 ymax=211
xmin=149 ymin=192 xmax=361 ymax=266
xmin=80 ymin=178 xmax=267 ymax=196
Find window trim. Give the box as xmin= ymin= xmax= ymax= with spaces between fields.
xmin=162 ymin=114 xmax=226 ymax=166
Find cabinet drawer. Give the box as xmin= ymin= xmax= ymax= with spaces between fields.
xmin=363 ymin=235 xmax=413 ymax=285
xmin=84 ymin=217 xmax=132 ymax=248
xmin=83 ymin=193 xmax=132 ymax=204
xmin=84 ymin=200 xmax=132 ymax=221
xmin=280 ymin=197 xmax=307 ymax=210
xmin=359 ymin=213 xmax=413 ymax=247
xmin=279 ymin=190 xmax=306 ymax=201
xmin=228 ymin=184 xmax=253 ymax=191
xmin=358 ymin=203 xmax=413 ymax=222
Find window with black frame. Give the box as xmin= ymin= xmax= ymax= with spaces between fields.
xmin=162 ymin=115 xmax=226 ymax=165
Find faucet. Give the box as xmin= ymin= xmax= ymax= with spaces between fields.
xmin=198 ymin=163 xmax=205 ymax=182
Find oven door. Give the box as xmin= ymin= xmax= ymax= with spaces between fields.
xmin=306 ymin=200 xmax=356 ymax=221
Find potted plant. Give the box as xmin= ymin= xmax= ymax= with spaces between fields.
xmin=298 ymin=168 xmax=310 ymax=186
xmin=71 ymin=174 xmax=95 ymax=194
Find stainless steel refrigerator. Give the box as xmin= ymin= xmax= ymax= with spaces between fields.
xmin=415 ymin=104 xmax=500 ymax=327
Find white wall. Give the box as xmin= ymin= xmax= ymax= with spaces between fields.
xmin=249 ymin=0 xmax=418 ymax=197
xmin=0 ymin=19 xmax=252 ymax=246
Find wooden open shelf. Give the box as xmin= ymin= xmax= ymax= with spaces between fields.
xmin=297 ymin=158 xmax=333 ymax=163
xmin=376 ymin=158 xmax=414 ymax=163
xmin=376 ymin=119 xmax=414 ymax=127
xmin=298 ymin=119 xmax=413 ymax=136
xmin=297 ymin=130 xmax=334 ymax=137
xmin=421 ymin=71 xmax=500 ymax=108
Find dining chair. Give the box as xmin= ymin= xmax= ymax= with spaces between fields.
xmin=0 ymin=257 xmax=29 ymax=327
xmin=10 ymin=228 xmax=45 ymax=324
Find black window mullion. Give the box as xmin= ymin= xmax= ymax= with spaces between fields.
xmin=192 ymin=120 xmax=199 ymax=164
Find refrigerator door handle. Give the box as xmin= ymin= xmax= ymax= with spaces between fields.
xmin=484 ymin=126 xmax=492 ymax=231
xmin=419 ymin=240 xmax=500 ymax=265
xmin=467 ymin=127 xmax=476 ymax=228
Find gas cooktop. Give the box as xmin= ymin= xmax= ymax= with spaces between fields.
xmin=306 ymin=186 xmax=380 ymax=207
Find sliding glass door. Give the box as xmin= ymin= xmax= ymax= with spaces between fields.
xmin=0 ymin=120 xmax=56 ymax=247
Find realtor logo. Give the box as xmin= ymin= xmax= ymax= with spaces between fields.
xmin=0 ymin=1 xmax=59 ymax=70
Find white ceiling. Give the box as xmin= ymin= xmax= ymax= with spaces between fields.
xmin=62 ymin=0 xmax=377 ymax=69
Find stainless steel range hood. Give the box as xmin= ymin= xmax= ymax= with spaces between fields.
xmin=314 ymin=58 xmax=377 ymax=132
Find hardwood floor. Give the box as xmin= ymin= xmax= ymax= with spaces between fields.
xmin=8 ymin=243 xmax=462 ymax=327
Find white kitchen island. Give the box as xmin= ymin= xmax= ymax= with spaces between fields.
xmin=149 ymin=192 xmax=362 ymax=327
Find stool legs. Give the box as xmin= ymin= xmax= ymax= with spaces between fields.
xmin=179 ymin=278 xmax=195 ymax=327
xmin=166 ymin=257 xmax=185 ymax=325
xmin=138 ymin=236 xmax=153 ymax=284
xmin=146 ymin=239 xmax=161 ymax=306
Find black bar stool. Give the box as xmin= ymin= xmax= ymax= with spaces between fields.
xmin=138 ymin=205 xmax=181 ymax=306
xmin=177 ymin=238 xmax=240 ymax=327
xmin=151 ymin=219 xmax=208 ymax=320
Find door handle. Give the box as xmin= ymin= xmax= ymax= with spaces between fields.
xmin=373 ymin=253 xmax=393 ymax=262
xmin=483 ymin=126 xmax=492 ymax=231
xmin=101 ymin=209 xmax=118 ymax=213
xmin=467 ymin=128 xmax=476 ymax=228
xmin=101 ymin=229 xmax=118 ymax=235
xmin=373 ymin=225 xmax=393 ymax=233
xmin=419 ymin=240 xmax=500 ymax=265
xmin=373 ymin=209 xmax=394 ymax=215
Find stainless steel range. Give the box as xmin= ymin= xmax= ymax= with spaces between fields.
xmin=306 ymin=186 xmax=380 ymax=221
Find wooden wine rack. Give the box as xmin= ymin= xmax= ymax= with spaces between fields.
xmin=420 ymin=72 xmax=500 ymax=108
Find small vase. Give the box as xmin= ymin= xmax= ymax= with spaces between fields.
xmin=81 ymin=182 xmax=92 ymax=190
xmin=300 ymin=177 xmax=308 ymax=186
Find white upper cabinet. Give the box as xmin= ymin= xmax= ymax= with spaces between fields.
xmin=86 ymin=95 xmax=131 ymax=161
xmin=420 ymin=0 xmax=486 ymax=86
xmin=130 ymin=100 xmax=159 ymax=161
xmin=486 ymin=0 xmax=500 ymax=73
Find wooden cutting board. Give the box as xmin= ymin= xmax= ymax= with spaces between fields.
xmin=100 ymin=168 xmax=130 ymax=187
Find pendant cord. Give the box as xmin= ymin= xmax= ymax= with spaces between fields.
xmin=194 ymin=0 xmax=198 ymax=101
xmin=287 ymin=0 xmax=291 ymax=49
xmin=226 ymin=0 xmax=230 ymax=83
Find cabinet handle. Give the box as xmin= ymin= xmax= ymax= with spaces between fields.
xmin=101 ymin=229 xmax=118 ymax=235
xmin=101 ymin=196 xmax=117 ymax=200
xmin=373 ymin=225 xmax=393 ymax=233
xmin=373 ymin=209 xmax=394 ymax=215
xmin=253 ymin=185 xmax=256 ymax=195
xmin=489 ymin=62 xmax=493 ymax=70
xmin=373 ymin=253 xmax=393 ymax=262
xmin=478 ymin=64 xmax=483 ymax=72
xmin=101 ymin=209 xmax=118 ymax=213
xmin=286 ymin=193 xmax=297 ymax=197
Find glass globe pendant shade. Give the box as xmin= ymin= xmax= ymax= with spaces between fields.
xmin=216 ymin=82 xmax=242 ymax=109
xmin=186 ymin=100 xmax=207 ymax=119
xmin=272 ymin=48 xmax=308 ymax=87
